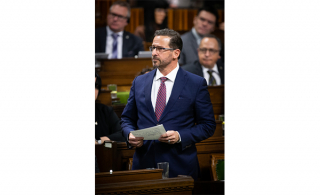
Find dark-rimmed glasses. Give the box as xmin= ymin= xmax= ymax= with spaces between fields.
xmin=109 ymin=12 xmax=128 ymax=21
xmin=149 ymin=46 xmax=174 ymax=53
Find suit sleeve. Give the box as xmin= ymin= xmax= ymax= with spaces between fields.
xmin=178 ymin=78 xmax=216 ymax=150
xmin=120 ymin=78 xmax=138 ymax=142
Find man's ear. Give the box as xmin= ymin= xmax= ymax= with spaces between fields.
xmin=173 ymin=49 xmax=180 ymax=60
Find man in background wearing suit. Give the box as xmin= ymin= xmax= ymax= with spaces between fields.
xmin=121 ymin=29 xmax=216 ymax=180
xmin=179 ymin=6 xmax=219 ymax=65
xmin=95 ymin=1 xmax=144 ymax=58
xmin=182 ymin=34 xmax=224 ymax=85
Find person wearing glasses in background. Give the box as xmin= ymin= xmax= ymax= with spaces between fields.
xmin=182 ymin=34 xmax=224 ymax=86
xmin=178 ymin=6 xmax=220 ymax=65
xmin=95 ymin=1 xmax=144 ymax=58
xmin=121 ymin=29 xmax=216 ymax=180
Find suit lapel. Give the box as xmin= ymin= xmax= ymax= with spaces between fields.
xmin=195 ymin=61 xmax=204 ymax=77
xmin=145 ymin=69 xmax=158 ymax=122
xmin=102 ymin=28 xmax=107 ymax=52
xmin=159 ymin=67 xmax=187 ymax=121
xmin=190 ymin=32 xmax=198 ymax=60
xmin=122 ymin=31 xmax=129 ymax=57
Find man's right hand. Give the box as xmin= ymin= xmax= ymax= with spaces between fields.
xmin=128 ymin=133 xmax=144 ymax=148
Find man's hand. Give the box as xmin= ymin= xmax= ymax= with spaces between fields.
xmin=128 ymin=133 xmax=144 ymax=148
xmin=158 ymin=130 xmax=180 ymax=144
xmin=100 ymin=136 xmax=110 ymax=143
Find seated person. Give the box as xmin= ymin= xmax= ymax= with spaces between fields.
xmin=95 ymin=72 xmax=125 ymax=142
xmin=182 ymin=34 xmax=224 ymax=86
xmin=134 ymin=0 xmax=169 ymax=42
xmin=179 ymin=6 xmax=219 ymax=65
xmin=95 ymin=1 xmax=144 ymax=58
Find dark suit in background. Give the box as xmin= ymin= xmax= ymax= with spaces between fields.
xmin=179 ymin=31 xmax=198 ymax=66
xmin=182 ymin=59 xmax=225 ymax=85
xmin=95 ymin=27 xmax=144 ymax=58
xmin=95 ymin=103 xmax=125 ymax=142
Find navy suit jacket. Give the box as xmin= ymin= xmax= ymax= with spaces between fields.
xmin=95 ymin=26 xmax=144 ymax=57
xmin=182 ymin=60 xmax=225 ymax=85
xmin=121 ymin=67 xmax=216 ymax=180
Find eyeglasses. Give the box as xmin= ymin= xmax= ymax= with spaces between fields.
xmin=198 ymin=48 xmax=220 ymax=54
xmin=149 ymin=46 xmax=174 ymax=53
xmin=198 ymin=17 xmax=215 ymax=25
xmin=109 ymin=12 xmax=128 ymax=21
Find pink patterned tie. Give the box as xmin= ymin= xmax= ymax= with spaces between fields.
xmin=155 ymin=77 xmax=168 ymax=121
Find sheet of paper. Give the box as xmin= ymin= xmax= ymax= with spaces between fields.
xmin=130 ymin=124 xmax=166 ymax=140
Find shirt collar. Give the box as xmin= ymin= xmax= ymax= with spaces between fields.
xmin=154 ymin=63 xmax=180 ymax=82
xmin=106 ymin=26 xmax=123 ymax=37
xmin=201 ymin=63 xmax=219 ymax=73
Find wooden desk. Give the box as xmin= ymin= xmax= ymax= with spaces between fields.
xmin=96 ymin=169 xmax=162 ymax=184
xmin=96 ymin=175 xmax=194 ymax=195
xmin=96 ymin=132 xmax=224 ymax=181
xmin=96 ymin=57 xmax=153 ymax=87
xmin=208 ymin=85 xmax=225 ymax=118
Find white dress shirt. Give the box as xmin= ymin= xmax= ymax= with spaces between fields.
xmin=151 ymin=64 xmax=181 ymax=142
xmin=202 ymin=64 xmax=221 ymax=85
xmin=151 ymin=64 xmax=179 ymax=111
xmin=106 ymin=26 xmax=123 ymax=59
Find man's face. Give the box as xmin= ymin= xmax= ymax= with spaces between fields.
xmin=151 ymin=36 xmax=174 ymax=69
xmin=193 ymin=10 xmax=216 ymax=36
xmin=198 ymin=37 xmax=220 ymax=69
xmin=107 ymin=5 xmax=128 ymax=32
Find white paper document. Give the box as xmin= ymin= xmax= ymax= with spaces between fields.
xmin=130 ymin=124 xmax=166 ymax=140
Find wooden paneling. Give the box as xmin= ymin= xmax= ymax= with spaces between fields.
xmin=96 ymin=175 xmax=194 ymax=195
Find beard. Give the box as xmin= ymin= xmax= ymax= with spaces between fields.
xmin=152 ymin=56 xmax=171 ymax=69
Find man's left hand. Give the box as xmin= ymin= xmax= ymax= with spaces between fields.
xmin=158 ymin=130 xmax=180 ymax=144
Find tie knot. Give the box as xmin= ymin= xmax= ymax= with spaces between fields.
xmin=160 ymin=77 xmax=168 ymax=83
xmin=207 ymin=70 xmax=214 ymax=73
xmin=112 ymin=33 xmax=119 ymax=39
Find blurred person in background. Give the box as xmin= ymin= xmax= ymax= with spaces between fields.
xmin=95 ymin=72 xmax=125 ymax=143
xmin=182 ymin=34 xmax=224 ymax=85
xmin=134 ymin=0 xmax=169 ymax=42
xmin=95 ymin=1 xmax=144 ymax=58
xmin=179 ymin=6 xmax=219 ymax=65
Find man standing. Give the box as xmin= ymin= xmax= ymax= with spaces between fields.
xmin=95 ymin=1 xmax=144 ymax=58
xmin=179 ymin=6 xmax=219 ymax=65
xmin=121 ymin=29 xmax=216 ymax=180
xmin=182 ymin=34 xmax=224 ymax=85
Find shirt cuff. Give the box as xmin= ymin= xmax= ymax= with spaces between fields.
xmin=177 ymin=131 xmax=181 ymax=143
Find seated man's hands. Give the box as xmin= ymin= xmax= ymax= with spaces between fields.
xmin=158 ymin=130 xmax=180 ymax=144
xmin=128 ymin=133 xmax=144 ymax=148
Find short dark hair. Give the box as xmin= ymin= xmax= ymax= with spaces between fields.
xmin=153 ymin=28 xmax=183 ymax=59
xmin=110 ymin=1 xmax=131 ymax=22
xmin=201 ymin=34 xmax=222 ymax=51
xmin=95 ymin=72 xmax=102 ymax=97
xmin=197 ymin=6 xmax=219 ymax=27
